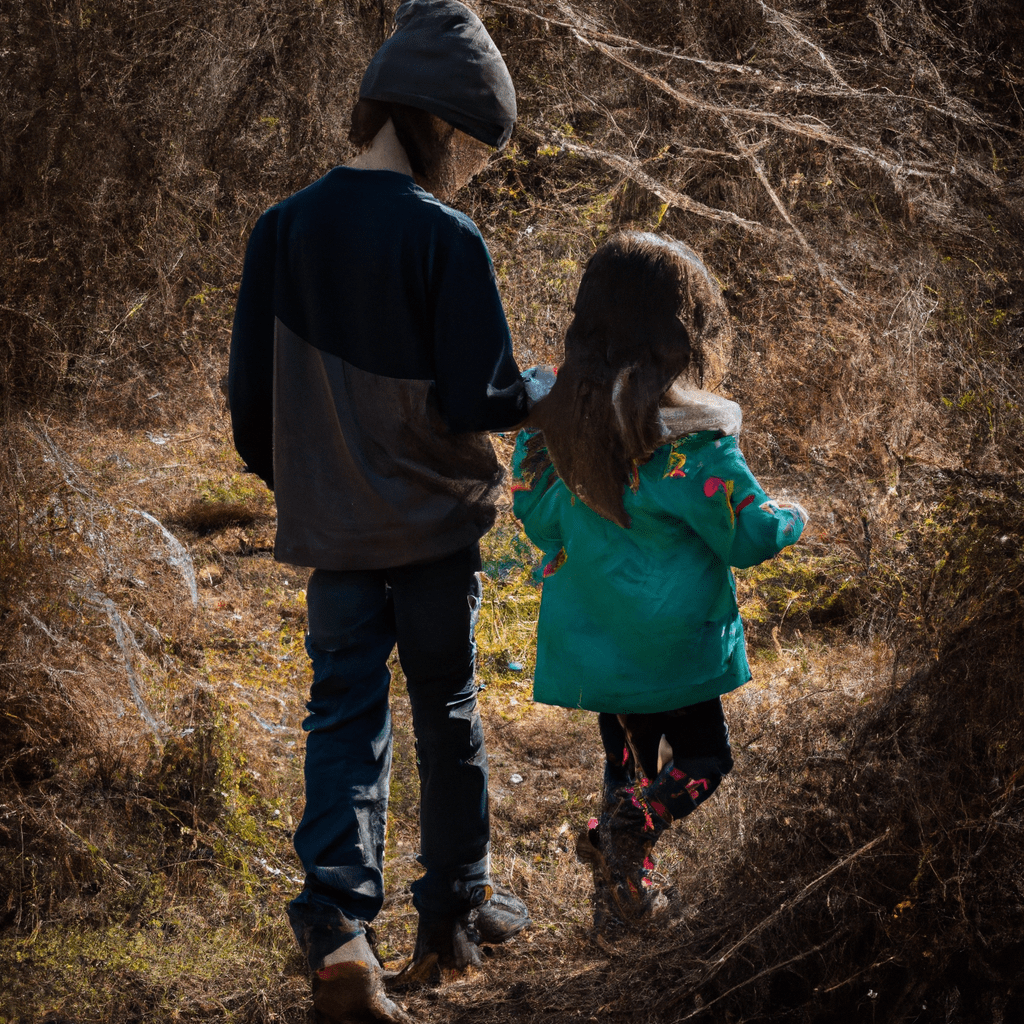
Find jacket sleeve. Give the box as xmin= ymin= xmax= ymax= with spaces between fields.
xmin=228 ymin=210 xmax=278 ymax=490
xmin=510 ymin=430 xmax=563 ymax=553
xmin=653 ymin=434 xmax=804 ymax=568
xmin=431 ymin=221 xmax=527 ymax=433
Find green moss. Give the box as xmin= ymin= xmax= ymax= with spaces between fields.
xmin=736 ymin=548 xmax=865 ymax=634
xmin=0 ymin=921 xmax=295 ymax=1022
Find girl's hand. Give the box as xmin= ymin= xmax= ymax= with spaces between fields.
xmin=521 ymin=365 xmax=557 ymax=405
xmin=761 ymin=499 xmax=809 ymax=525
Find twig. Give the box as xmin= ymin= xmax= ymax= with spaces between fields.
xmin=29 ymin=420 xmax=199 ymax=610
xmin=30 ymin=804 xmax=130 ymax=888
xmin=581 ymin=34 xmax=944 ymax=181
xmin=84 ymin=588 xmax=165 ymax=745
xmin=0 ymin=305 xmax=63 ymax=341
xmin=670 ymin=935 xmax=838 ymax=1022
xmin=525 ymin=0 xmax=954 ymax=181
xmin=131 ymin=507 xmax=199 ymax=609
xmin=720 ymin=113 xmax=854 ymax=295
xmin=491 ymin=0 xmax=762 ymax=77
xmin=555 ymin=138 xmax=783 ymax=238
xmin=669 ymin=830 xmax=891 ymax=993
xmin=759 ymin=1 xmax=849 ymax=88
xmin=496 ymin=0 xmax=998 ymax=134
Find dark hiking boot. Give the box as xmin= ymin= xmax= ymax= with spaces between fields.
xmin=391 ymin=907 xmax=483 ymax=988
xmin=313 ymin=930 xmax=412 ymax=1024
xmin=470 ymin=884 xmax=531 ymax=944
xmin=577 ymin=807 xmax=666 ymax=935
xmin=602 ymin=759 xmax=634 ymax=811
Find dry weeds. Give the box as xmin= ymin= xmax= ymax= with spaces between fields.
xmin=2 ymin=0 xmax=1023 ymax=1021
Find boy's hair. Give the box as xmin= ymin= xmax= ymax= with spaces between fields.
xmin=531 ymin=231 xmax=731 ymax=528
xmin=349 ymin=98 xmax=490 ymax=200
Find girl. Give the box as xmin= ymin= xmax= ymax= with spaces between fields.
xmin=512 ymin=231 xmax=807 ymax=932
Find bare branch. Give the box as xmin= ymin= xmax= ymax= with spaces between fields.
xmin=84 ymin=588 xmax=165 ymax=745
xmin=490 ymin=0 xmax=763 ymax=77
xmin=700 ymin=831 xmax=890 ymax=981
xmin=719 ymin=114 xmax=854 ymax=295
xmin=554 ymin=137 xmax=783 ymax=238
xmin=758 ymin=1 xmax=850 ymax=88
xmin=669 ymin=935 xmax=840 ymax=1022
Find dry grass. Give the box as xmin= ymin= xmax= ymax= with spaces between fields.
xmin=2 ymin=0 xmax=1024 ymax=1021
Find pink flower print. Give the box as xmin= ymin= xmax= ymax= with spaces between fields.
xmin=685 ymin=777 xmax=711 ymax=801
xmin=587 ymin=817 xmax=599 ymax=831
xmin=704 ymin=477 xmax=737 ymax=525
xmin=669 ymin=768 xmax=686 ymax=781
xmin=651 ymin=800 xmax=667 ymax=818
xmin=542 ymin=548 xmax=567 ymax=577
xmin=735 ymin=493 xmax=755 ymax=515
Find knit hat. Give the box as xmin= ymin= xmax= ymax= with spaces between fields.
xmin=359 ymin=0 xmax=517 ymax=149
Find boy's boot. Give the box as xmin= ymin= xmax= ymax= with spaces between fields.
xmin=313 ymin=929 xmax=412 ymax=1024
xmin=394 ymin=881 xmax=531 ymax=986
xmin=470 ymin=883 xmax=532 ymax=944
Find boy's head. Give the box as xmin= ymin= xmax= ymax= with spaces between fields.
xmin=532 ymin=232 xmax=732 ymax=527
xmin=351 ymin=0 xmax=515 ymax=196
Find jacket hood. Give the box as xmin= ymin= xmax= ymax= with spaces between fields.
xmin=659 ymin=385 xmax=742 ymax=442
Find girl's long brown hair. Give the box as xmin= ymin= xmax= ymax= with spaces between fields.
xmin=529 ymin=232 xmax=730 ymax=528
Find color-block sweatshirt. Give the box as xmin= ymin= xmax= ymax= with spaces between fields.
xmin=229 ymin=167 xmax=526 ymax=570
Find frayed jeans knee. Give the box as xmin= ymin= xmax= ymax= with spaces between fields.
xmin=286 ymin=544 xmax=490 ymax=967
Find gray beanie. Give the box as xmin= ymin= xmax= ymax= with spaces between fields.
xmin=359 ymin=0 xmax=517 ymax=149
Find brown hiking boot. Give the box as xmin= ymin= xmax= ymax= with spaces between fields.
xmin=313 ymin=931 xmax=412 ymax=1024
xmin=390 ymin=883 xmax=530 ymax=987
xmin=391 ymin=905 xmax=484 ymax=988
xmin=577 ymin=809 xmax=663 ymax=934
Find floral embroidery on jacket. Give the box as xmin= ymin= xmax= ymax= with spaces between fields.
xmin=664 ymin=446 xmax=688 ymax=479
xmin=542 ymin=548 xmax=567 ymax=577
xmin=735 ymin=493 xmax=755 ymax=515
xmin=704 ymin=476 xmax=737 ymax=525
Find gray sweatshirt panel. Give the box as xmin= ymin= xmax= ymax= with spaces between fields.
xmin=272 ymin=320 xmax=504 ymax=570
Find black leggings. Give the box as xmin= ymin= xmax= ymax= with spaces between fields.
xmin=598 ymin=698 xmax=734 ymax=823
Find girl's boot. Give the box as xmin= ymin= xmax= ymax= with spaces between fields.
xmin=577 ymin=795 xmax=669 ymax=934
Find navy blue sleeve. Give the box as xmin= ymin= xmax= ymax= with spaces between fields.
xmin=228 ymin=210 xmax=277 ymax=490
xmin=431 ymin=221 xmax=526 ymax=433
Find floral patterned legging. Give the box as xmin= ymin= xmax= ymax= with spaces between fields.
xmin=598 ymin=697 xmax=734 ymax=830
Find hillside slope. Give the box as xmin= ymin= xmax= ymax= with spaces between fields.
xmin=1 ymin=1 xmax=1023 ymax=1021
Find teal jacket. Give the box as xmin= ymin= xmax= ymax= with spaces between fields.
xmin=511 ymin=429 xmax=805 ymax=714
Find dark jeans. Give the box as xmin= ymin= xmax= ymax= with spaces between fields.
xmin=286 ymin=544 xmax=491 ymax=969
xmin=598 ymin=697 xmax=734 ymax=825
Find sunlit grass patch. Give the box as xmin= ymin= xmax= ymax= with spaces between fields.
xmin=0 ymin=921 xmax=305 ymax=1024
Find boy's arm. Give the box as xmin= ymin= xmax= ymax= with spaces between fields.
xmin=431 ymin=222 xmax=528 ymax=433
xmin=228 ymin=211 xmax=278 ymax=490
